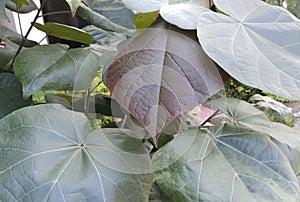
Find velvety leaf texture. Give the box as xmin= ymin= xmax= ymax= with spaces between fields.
xmin=14 ymin=44 xmax=99 ymax=97
xmin=106 ymin=18 xmax=226 ymax=138
xmin=0 ymin=104 xmax=153 ymax=201
xmin=197 ymin=0 xmax=300 ymax=100
xmin=0 ymin=73 xmax=31 ymax=119
xmin=152 ymin=124 xmax=299 ymax=201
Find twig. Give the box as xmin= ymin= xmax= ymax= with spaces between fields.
xmin=9 ymin=0 xmax=47 ymax=71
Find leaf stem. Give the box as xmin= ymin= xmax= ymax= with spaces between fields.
xmin=39 ymin=11 xmax=72 ymax=17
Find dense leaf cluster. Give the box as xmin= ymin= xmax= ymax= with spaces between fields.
xmin=0 ymin=0 xmax=300 ymax=201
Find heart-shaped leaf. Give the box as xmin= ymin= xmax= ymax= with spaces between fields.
xmin=197 ymin=0 xmax=300 ymax=100
xmin=213 ymin=97 xmax=300 ymax=151
xmin=14 ymin=44 xmax=99 ymax=97
xmin=65 ymin=0 xmax=81 ymax=15
xmin=152 ymin=124 xmax=299 ymax=201
xmin=0 ymin=73 xmax=31 ymax=119
xmin=33 ymin=22 xmax=94 ymax=45
xmin=0 ymin=104 xmax=153 ymax=201
xmin=106 ymin=18 xmax=227 ymax=139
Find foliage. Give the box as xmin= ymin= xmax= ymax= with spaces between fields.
xmin=0 ymin=0 xmax=300 ymax=201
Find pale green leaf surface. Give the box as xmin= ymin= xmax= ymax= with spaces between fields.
xmin=0 ymin=73 xmax=31 ymax=119
xmin=123 ymin=0 xmax=167 ymax=13
xmin=65 ymin=0 xmax=81 ymax=15
xmin=213 ymin=98 xmax=300 ymax=151
xmin=152 ymin=125 xmax=299 ymax=201
xmin=160 ymin=0 xmax=209 ymax=29
xmin=33 ymin=22 xmax=94 ymax=45
xmin=0 ymin=104 xmax=153 ymax=201
xmin=197 ymin=0 xmax=300 ymax=99
xmin=14 ymin=44 xmax=99 ymax=97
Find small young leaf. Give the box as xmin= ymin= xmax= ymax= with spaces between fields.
xmin=33 ymin=22 xmax=94 ymax=45
xmin=135 ymin=11 xmax=159 ymax=29
xmin=11 ymin=0 xmax=29 ymax=10
xmin=6 ymin=0 xmax=37 ymax=13
xmin=65 ymin=0 xmax=81 ymax=16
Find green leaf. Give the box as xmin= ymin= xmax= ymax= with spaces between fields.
xmin=0 ymin=0 xmax=9 ymax=21
xmin=197 ymin=0 xmax=300 ymax=100
xmin=213 ymin=97 xmax=300 ymax=151
xmin=123 ymin=0 xmax=167 ymax=13
xmin=152 ymin=124 xmax=299 ymax=201
xmin=33 ymin=22 xmax=94 ymax=45
xmin=287 ymin=0 xmax=300 ymax=18
xmin=11 ymin=0 xmax=29 ymax=10
xmin=135 ymin=11 xmax=159 ymax=29
xmin=0 ymin=73 xmax=31 ymax=119
xmin=0 ymin=104 xmax=153 ymax=201
xmin=14 ymin=44 xmax=99 ymax=97
xmin=160 ymin=0 xmax=209 ymax=30
xmin=106 ymin=18 xmax=227 ymax=139
xmin=65 ymin=0 xmax=81 ymax=16
xmin=77 ymin=0 xmax=135 ymax=33
xmin=72 ymin=94 xmax=125 ymax=118
xmin=82 ymin=25 xmax=126 ymax=47
xmin=5 ymin=0 xmax=37 ymax=13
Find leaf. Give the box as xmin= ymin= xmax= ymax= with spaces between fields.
xmin=287 ymin=0 xmax=300 ymax=18
xmin=11 ymin=0 xmax=29 ymax=11
xmin=197 ymin=0 xmax=300 ymax=100
xmin=65 ymin=0 xmax=81 ymax=16
xmin=135 ymin=11 xmax=159 ymax=29
xmin=82 ymin=25 xmax=126 ymax=47
xmin=0 ymin=73 xmax=31 ymax=119
xmin=84 ymin=0 xmax=136 ymax=30
xmin=123 ymin=0 xmax=167 ymax=13
xmin=33 ymin=22 xmax=94 ymax=45
xmin=213 ymin=97 xmax=300 ymax=151
xmin=0 ymin=0 xmax=9 ymax=21
xmin=77 ymin=0 xmax=135 ymax=33
xmin=152 ymin=124 xmax=299 ymax=201
xmin=72 ymin=94 xmax=125 ymax=118
xmin=5 ymin=0 xmax=37 ymax=13
xmin=0 ymin=104 xmax=153 ymax=201
xmin=160 ymin=0 xmax=209 ymax=30
xmin=14 ymin=44 xmax=99 ymax=97
xmin=106 ymin=18 xmax=227 ymax=139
